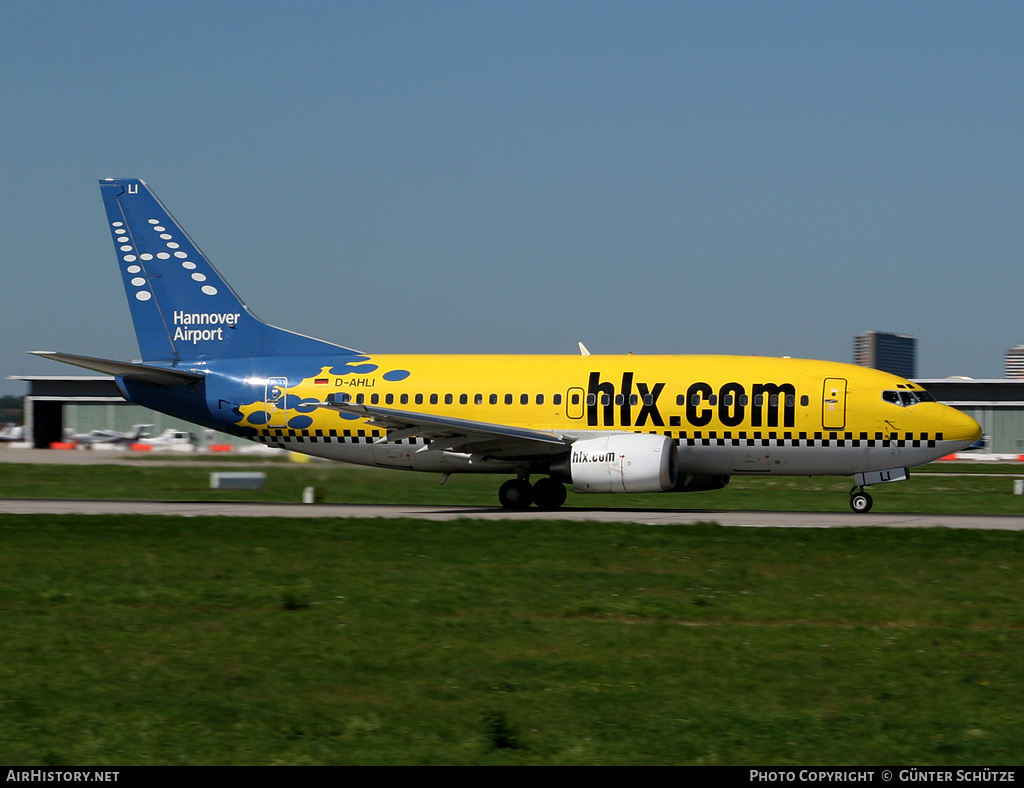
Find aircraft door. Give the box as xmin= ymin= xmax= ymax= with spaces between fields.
xmin=566 ymin=387 xmax=585 ymax=420
xmin=822 ymin=378 xmax=847 ymax=430
xmin=265 ymin=377 xmax=290 ymax=428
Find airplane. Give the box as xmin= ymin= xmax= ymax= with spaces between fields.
xmin=136 ymin=428 xmax=196 ymax=451
xmin=31 ymin=178 xmax=982 ymax=513
xmin=0 ymin=423 xmax=25 ymax=443
xmin=66 ymin=423 xmax=152 ymax=447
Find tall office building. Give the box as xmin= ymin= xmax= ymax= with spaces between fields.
xmin=853 ymin=331 xmax=916 ymax=378
xmin=1005 ymin=346 xmax=1024 ymax=379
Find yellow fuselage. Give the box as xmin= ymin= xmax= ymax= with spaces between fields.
xmin=241 ymin=353 xmax=981 ymax=477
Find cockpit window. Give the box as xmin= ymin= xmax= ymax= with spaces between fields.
xmin=882 ymin=389 xmax=935 ymax=407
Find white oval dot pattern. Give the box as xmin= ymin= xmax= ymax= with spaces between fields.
xmin=110 ymin=218 xmax=218 ymax=299
xmin=146 ymin=219 xmax=217 ymax=296
xmin=112 ymin=221 xmax=147 ymax=301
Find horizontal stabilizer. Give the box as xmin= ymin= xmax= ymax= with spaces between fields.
xmin=29 ymin=351 xmax=204 ymax=385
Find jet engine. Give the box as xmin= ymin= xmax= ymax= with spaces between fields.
xmin=551 ymin=433 xmax=678 ymax=493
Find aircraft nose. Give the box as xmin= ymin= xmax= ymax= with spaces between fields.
xmin=944 ymin=407 xmax=982 ymax=446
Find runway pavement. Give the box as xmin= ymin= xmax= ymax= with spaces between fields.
xmin=2 ymin=448 xmax=1022 ymax=529
xmin=1 ymin=497 xmax=1023 ymax=529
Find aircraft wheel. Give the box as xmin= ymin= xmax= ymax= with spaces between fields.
xmin=850 ymin=491 xmax=873 ymax=513
xmin=532 ymin=478 xmax=567 ymax=510
xmin=498 ymin=479 xmax=533 ymax=510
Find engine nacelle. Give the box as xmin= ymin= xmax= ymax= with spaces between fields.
xmin=557 ymin=433 xmax=678 ymax=494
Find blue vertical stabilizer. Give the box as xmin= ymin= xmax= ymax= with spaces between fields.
xmin=99 ymin=178 xmax=358 ymax=363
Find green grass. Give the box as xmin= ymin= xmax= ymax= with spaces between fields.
xmin=1 ymin=515 xmax=1023 ymax=765
xmin=1 ymin=460 xmax=1023 ymax=763
xmin=1 ymin=459 xmax=1022 ymax=513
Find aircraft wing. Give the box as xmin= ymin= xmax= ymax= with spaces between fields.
xmin=323 ymin=397 xmax=575 ymax=457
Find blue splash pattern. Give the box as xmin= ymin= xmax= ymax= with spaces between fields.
xmin=332 ymin=357 xmax=378 ymax=376
xmin=234 ymin=359 xmax=413 ymax=430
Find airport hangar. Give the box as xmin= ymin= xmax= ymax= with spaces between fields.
xmin=7 ymin=374 xmax=1024 ymax=457
xmin=7 ymin=375 xmax=249 ymax=450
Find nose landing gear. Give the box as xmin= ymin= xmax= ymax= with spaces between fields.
xmin=849 ymin=486 xmax=873 ymax=513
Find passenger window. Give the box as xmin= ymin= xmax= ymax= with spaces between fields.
xmin=444 ymin=394 xmax=453 ymax=405
xmin=554 ymin=394 xmax=563 ymax=405
xmin=459 ymin=394 xmax=468 ymax=405
xmin=474 ymin=394 xmax=483 ymax=405
xmin=505 ymin=394 xmax=513 ymax=405
xmin=401 ymin=394 xmax=409 ymax=405
xmin=385 ymin=393 xmax=394 ymax=405
xmin=489 ymin=393 xmax=498 ymax=405
xmin=536 ymin=394 xmax=544 ymax=405
xmin=371 ymin=394 xmax=379 ymax=404
xmin=521 ymin=394 xmax=529 ymax=405
xmin=415 ymin=394 xmax=423 ymax=405
xmin=430 ymin=394 xmax=438 ymax=405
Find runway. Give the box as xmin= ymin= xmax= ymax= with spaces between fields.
xmin=2 ymin=497 xmax=1023 ymax=529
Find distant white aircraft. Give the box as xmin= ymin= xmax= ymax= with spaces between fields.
xmin=67 ymin=423 xmax=152 ymax=447
xmin=0 ymin=423 xmax=24 ymax=443
xmin=136 ymin=429 xmax=196 ymax=451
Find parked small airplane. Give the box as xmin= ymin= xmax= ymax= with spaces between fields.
xmin=0 ymin=423 xmax=25 ymax=443
xmin=136 ymin=429 xmax=196 ymax=451
xmin=32 ymin=179 xmax=981 ymax=511
xmin=66 ymin=423 xmax=152 ymax=447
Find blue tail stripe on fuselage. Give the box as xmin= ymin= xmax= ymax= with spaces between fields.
xmin=99 ymin=178 xmax=357 ymax=363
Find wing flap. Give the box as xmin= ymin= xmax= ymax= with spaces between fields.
xmin=323 ymin=398 xmax=572 ymax=456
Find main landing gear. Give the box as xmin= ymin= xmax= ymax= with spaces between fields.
xmin=498 ymin=476 xmax=567 ymax=510
xmin=849 ymin=486 xmax=873 ymax=513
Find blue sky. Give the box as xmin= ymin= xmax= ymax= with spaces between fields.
xmin=2 ymin=1 xmax=1022 ymax=394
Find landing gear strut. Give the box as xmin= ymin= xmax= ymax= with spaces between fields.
xmin=849 ymin=486 xmax=873 ymax=513
xmin=497 ymin=477 xmax=567 ymax=510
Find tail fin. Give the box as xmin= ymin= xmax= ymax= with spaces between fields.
xmin=99 ymin=178 xmax=358 ymax=362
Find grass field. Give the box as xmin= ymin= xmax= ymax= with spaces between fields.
xmin=1 ymin=460 xmax=1022 ymax=764
xmin=1 ymin=458 xmax=1023 ymax=513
